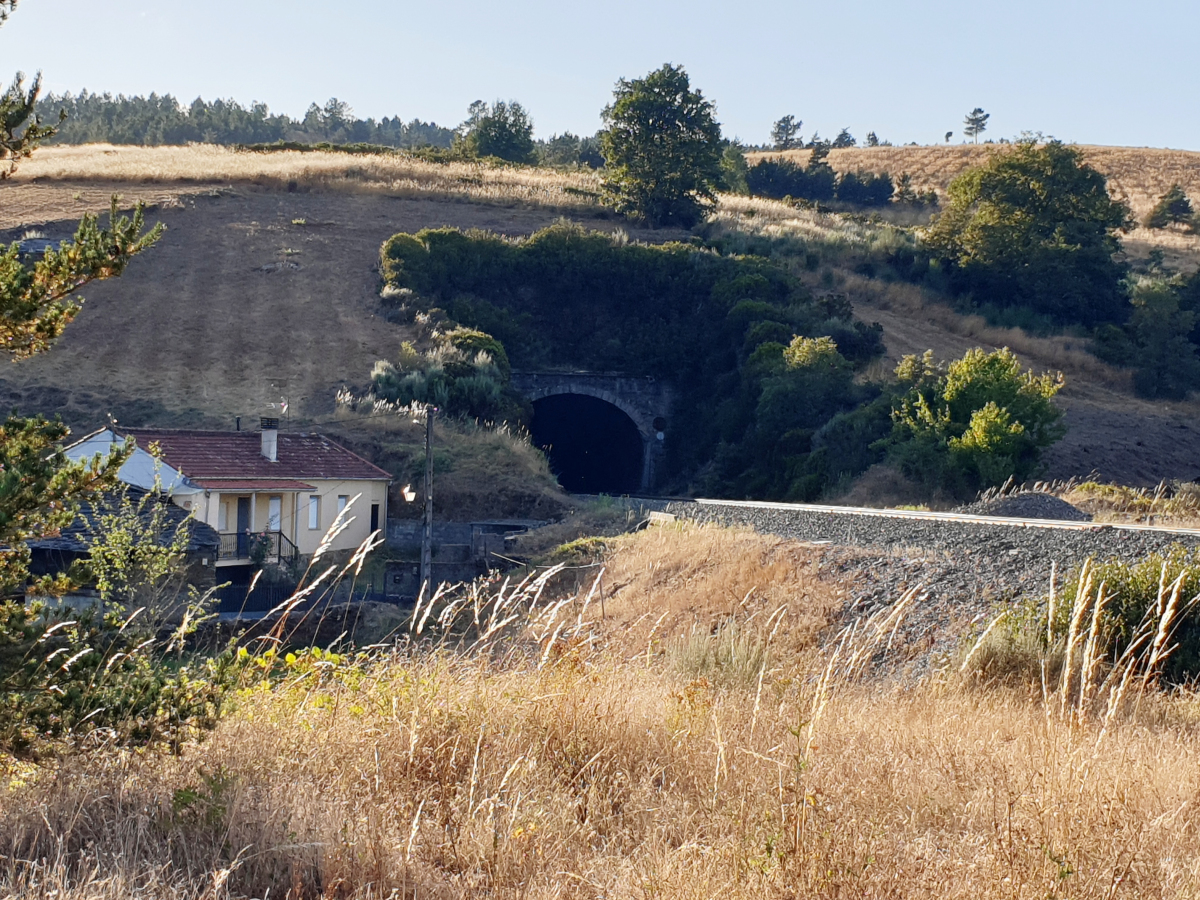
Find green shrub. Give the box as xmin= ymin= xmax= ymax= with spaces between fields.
xmin=371 ymin=327 xmax=520 ymax=422
xmin=1059 ymin=547 xmax=1200 ymax=682
xmin=880 ymin=348 xmax=1065 ymax=496
xmin=835 ymin=170 xmax=893 ymax=207
xmin=922 ymin=139 xmax=1131 ymax=328
xmin=746 ymin=156 xmax=836 ymax=203
xmin=0 ymin=599 xmax=231 ymax=756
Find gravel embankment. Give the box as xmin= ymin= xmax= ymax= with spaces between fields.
xmin=657 ymin=499 xmax=1200 ymax=665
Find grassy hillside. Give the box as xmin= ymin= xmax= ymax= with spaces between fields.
xmin=748 ymin=144 xmax=1200 ymax=270
xmin=0 ymin=145 xmax=676 ymax=428
xmin=11 ymin=143 xmax=604 ymax=212
xmin=2 ymin=143 xmax=1199 ymax=492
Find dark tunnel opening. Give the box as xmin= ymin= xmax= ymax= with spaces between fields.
xmin=529 ymin=394 xmax=645 ymax=494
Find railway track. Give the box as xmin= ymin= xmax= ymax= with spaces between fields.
xmin=678 ymin=497 xmax=1200 ymax=538
xmin=629 ymin=496 xmax=1200 ymax=566
xmin=634 ymin=497 xmax=1200 ymax=659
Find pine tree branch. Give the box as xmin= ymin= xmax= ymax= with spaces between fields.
xmin=0 ymin=198 xmax=164 ymax=358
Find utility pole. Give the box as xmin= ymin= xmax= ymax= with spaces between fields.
xmin=419 ymin=406 xmax=435 ymax=602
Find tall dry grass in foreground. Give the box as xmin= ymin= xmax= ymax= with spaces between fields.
xmin=12 ymin=144 xmax=604 ymax=211
xmin=4 ymin=523 xmax=1200 ymax=899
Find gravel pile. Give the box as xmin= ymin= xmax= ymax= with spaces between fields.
xmin=955 ymin=491 xmax=1092 ymax=521
xmin=657 ymin=499 xmax=1200 ymax=671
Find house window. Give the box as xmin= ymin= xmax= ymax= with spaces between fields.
xmin=267 ymin=496 xmax=282 ymax=531
xmin=217 ymin=501 xmax=227 ymax=532
xmin=337 ymin=495 xmax=348 ymax=517
xmin=307 ymin=494 xmax=320 ymax=530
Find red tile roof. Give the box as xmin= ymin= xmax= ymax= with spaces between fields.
xmin=194 ymin=479 xmax=317 ymax=492
xmin=120 ymin=429 xmax=391 ymax=482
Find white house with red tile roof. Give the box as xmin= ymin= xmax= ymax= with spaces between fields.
xmin=66 ymin=418 xmax=390 ymax=569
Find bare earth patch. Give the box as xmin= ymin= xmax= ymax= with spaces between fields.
xmin=0 ymin=182 xmax=669 ymax=430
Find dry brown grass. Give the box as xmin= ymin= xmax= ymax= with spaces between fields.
xmin=7 ymin=522 xmax=1200 ymax=898
xmin=747 ymin=144 xmax=1200 ymax=269
xmin=597 ymin=521 xmax=837 ymax=661
xmin=325 ymin=400 xmax=571 ymax=522
xmin=11 ymin=144 xmax=604 ymax=212
xmin=842 ymin=273 xmax=1132 ymax=390
xmin=1061 ymin=480 xmax=1200 ymax=529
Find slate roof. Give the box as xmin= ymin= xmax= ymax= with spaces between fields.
xmin=118 ymin=428 xmax=391 ymax=483
xmin=28 ymin=485 xmax=220 ymax=555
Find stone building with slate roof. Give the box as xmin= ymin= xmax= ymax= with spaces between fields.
xmin=28 ymin=485 xmax=222 ymax=602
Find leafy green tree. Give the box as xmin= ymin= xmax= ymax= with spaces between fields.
xmin=882 ymin=348 xmax=1065 ymax=495
xmin=963 ymin=108 xmax=989 ymax=143
xmin=771 ymin=115 xmax=801 ymax=150
xmin=1144 ymin=184 xmax=1195 ymax=229
xmin=539 ymin=131 xmax=582 ymax=166
xmin=459 ymin=99 xmax=536 ymax=164
xmin=599 ymin=63 xmax=723 ymax=227
xmin=922 ymin=139 xmax=1132 ymax=327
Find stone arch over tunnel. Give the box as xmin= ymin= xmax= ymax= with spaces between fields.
xmin=529 ymin=394 xmax=645 ymax=494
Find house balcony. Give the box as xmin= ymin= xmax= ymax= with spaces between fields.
xmin=218 ymin=530 xmax=300 ymax=566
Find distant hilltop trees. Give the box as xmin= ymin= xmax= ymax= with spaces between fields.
xmin=37 ymin=91 xmax=457 ymax=149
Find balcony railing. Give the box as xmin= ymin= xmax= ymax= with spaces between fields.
xmin=218 ymin=530 xmax=299 ymax=565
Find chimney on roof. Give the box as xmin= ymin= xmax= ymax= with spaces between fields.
xmin=260 ymin=417 xmax=279 ymax=461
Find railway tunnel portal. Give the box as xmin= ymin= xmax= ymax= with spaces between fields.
xmin=510 ymin=372 xmax=673 ymax=494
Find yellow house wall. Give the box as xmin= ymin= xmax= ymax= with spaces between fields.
xmin=293 ymin=480 xmax=388 ymax=557
xmin=200 ymin=493 xmax=298 ymax=537
xmin=186 ymin=480 xmax=387 ymax=559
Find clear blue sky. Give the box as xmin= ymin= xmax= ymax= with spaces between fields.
xmin=0 ymin=0 xmax=1195 ymax=149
